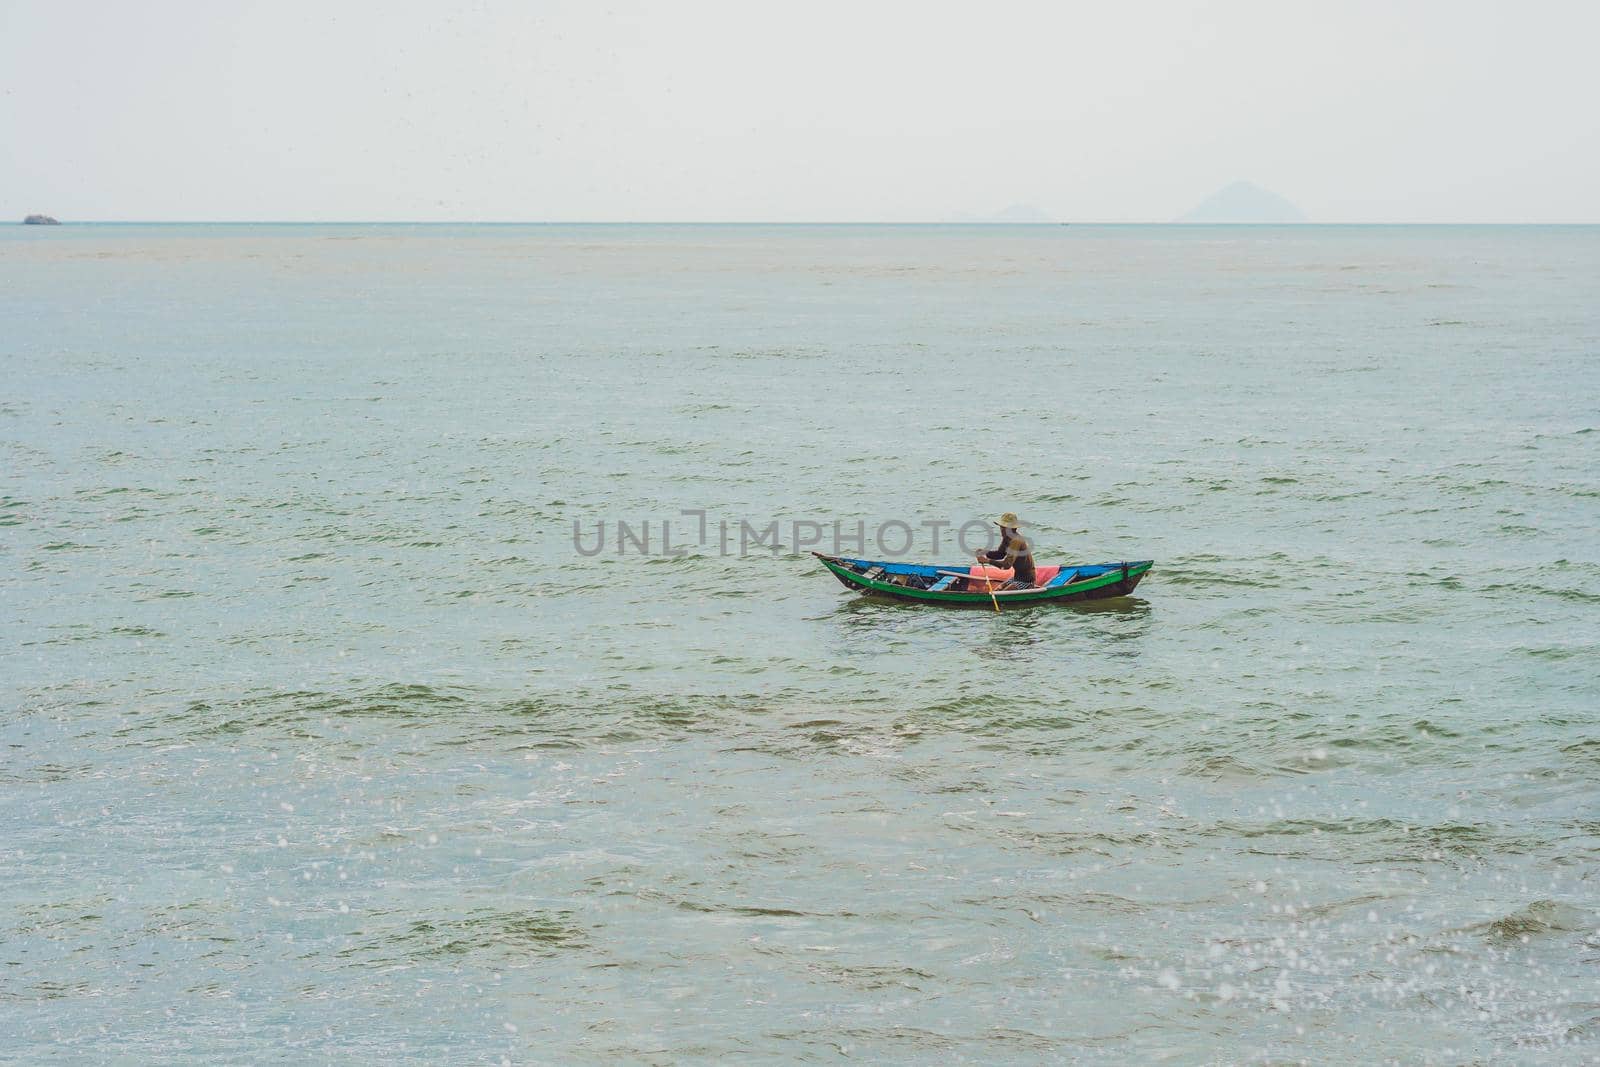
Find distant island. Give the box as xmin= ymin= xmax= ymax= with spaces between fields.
xmin=950 ymin=203 xmax=1054 ymax=224
xmin=23 ymin=214 xmax=61 ymax=225
xmin=1177 ymin=182 xmax=1305 ymax=224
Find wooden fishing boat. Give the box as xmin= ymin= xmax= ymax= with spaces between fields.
xmin=812 ymin=552 xmax=1153 ymax=607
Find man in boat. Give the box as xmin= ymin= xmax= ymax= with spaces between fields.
xmin=975 ymin=512 xmax=1036 ymax=586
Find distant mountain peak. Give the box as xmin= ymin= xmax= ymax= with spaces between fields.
xmin=991 ymin=203 xmax=1053 ymax=224
xmin=1178 ymin=181 xmax=1306 ymax=223
xmin=950 ymin=203 xmax=1055 ymax=224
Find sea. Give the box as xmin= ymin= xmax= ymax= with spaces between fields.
xmin=2 ymin=223 xmax=1597 ymax=1064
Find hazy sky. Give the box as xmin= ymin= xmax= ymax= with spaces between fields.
xmin=2 ymin=0 xmax=1596 ymax=222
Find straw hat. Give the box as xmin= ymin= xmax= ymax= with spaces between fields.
xmin=993 ymin=512 xmax=1022 ymax=529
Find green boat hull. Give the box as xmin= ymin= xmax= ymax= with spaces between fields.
xmin=813 ymin=553 xmax=1153 ymax=607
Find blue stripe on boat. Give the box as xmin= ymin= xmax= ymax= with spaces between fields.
xmin=837 ymin=558 xmax=1110 ymax=584
xmin=839 ymin=558 xmax=946 ymax=578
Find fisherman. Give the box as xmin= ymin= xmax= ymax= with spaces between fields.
xmin=976 ymin=511 xmax=1036 ymax=586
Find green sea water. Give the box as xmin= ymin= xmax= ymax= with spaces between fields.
xmin=3 ymin=223 xmax=1597 ymax=1063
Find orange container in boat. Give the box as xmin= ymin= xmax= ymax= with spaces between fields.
xmin=969 ymin=564 xmax=1013 ymax=583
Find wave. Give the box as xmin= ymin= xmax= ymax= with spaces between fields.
xmin=1469 ymin=900 xmax=1592 ymax=944
xmin=338 ymin=908 xmax=587 ymax=964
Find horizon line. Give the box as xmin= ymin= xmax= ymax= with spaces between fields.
xmin=14 ymin=219 xmax=1600 ymax=227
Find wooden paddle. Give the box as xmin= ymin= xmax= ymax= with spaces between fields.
xmin=975 ymin=555 xmax=1001 ymax=613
